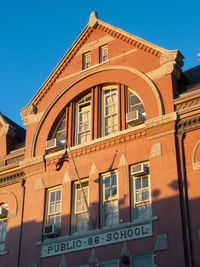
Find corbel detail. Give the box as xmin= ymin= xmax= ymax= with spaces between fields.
xmin=20 ymin=104 xmax=40 ymax=126
xmin=146 ymin=50 xmax=184 ymax=80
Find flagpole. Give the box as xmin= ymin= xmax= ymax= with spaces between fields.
xmin=65 ymin=139 xmax=96 ymax=229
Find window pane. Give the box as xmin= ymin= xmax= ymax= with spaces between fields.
xmin=105 ymin=189 xmax=110 ymax=199
xmin=133 ymin=255 xmax=153 ymax=267
xmin=128 ymin=89 xmax=145 ymax=118
xmin=105 ymin=177 xmax=110 ymax=188
xmin=142 ymin=177 xmax=148 ymax=187
xmin=112 ymin=187 xmax=117 ymax=196
xmin=111 ymin=174 xmax=116 ymax=185
xmin=135 ymin=203 xmax=151 ymax=219
xmin=55 ymin=202 xmax=61 ymax=212
xmin=49 ymin=203 xmax=55 ymax=214
xmin=56 ymin=190 xmax=61 ymax=201
xmin=142 ymin=190 xmax=149 ymax=201
xmin=136 ymin=191 xmax=142 ymax=202
xmin=50 ymin=191 xmax=55 ymax=202
xmin=135 ymin=178 xmax=141 ymax=189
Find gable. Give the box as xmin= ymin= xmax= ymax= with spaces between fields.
xmin=21 ymin=11 xmax=183 ymax=124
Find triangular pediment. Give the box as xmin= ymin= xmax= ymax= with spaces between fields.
xmin=21 ymin=11 xmax=182 ymax=116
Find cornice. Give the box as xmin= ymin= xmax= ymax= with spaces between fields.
xmin=46 ymin=126 xmax=147 ymax=166
xmin=175 ymin=95 xmax=200 ymax=114
xmin=177 ymin=115 xmax=200 ymax=133
xmin=72 ymin=129 xmax=146 ymax=158
xmin=145 ymin=112 xmax=177 ymax=129
xmin=0 ymin=171 xmax=24 ymax=188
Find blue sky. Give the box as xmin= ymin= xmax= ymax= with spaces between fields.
xmin=0 ymin=0 xmax=200 ymax=128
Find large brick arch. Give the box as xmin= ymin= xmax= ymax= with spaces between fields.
xmin=32 ymin=66 xmax=164 ymax=157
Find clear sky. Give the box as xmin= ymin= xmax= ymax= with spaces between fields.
xmin=0 ymin=0 xmax=200 ymax=128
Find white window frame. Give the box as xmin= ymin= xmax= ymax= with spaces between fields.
xmin=75 ymin=94 xmax=91 ymax=145
xmin=101 ymin=85 xmax=118 ymax=137
xmin=0 ymin=204 xmax=8 ymax=251
xmin=45 ymin=187 xmax=62 ymax=228
xmin=98 ymin=259 xmax=119 ymax=267
xmin=100 ymin=170 xmax=119 ymax=228
xmin=130 ymin=164 xmax=151 ymax=220
xmin=100 ymin=45 xmax=108 ymax=63
xmin=127 ymin=88 xmax=146 ymax=118
xmin=52 ymin=114 xmax=66 ymax=144
xmin=83 ymin=52 xmax=91 ymax=70
xmin=130 ymin=253 xmax=155 ymax=267
xmin=71 ymin=179 xmax=89 ymax=234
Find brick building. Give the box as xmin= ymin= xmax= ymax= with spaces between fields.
xmin=0 ymin=11 xmax=200 ymax=267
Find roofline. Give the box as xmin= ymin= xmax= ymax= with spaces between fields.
xmin=21 ymin=11 xmax=183 ymax=114
xmin=21 ymin=24 xmax=90 ymax=113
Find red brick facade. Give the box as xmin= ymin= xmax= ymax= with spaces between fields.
xmin=0 ymin=11 xmax=200 ymax=267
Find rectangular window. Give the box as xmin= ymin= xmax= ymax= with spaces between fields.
xmin=102 ymin=86 xmax=118 ymax=137
xmin=100 ymin=45 xmax=108 ymax=63
xmin=131 ymin=254 xmax=154 ymax=267
xmin=45 ymin=187 xmax=62 ymax=228
xmin=131 ymin=165 xmax=151 ymax=220
xmin=75 ymin=94 xmax=91 ymax=145
xmin=101 ymin=171 xmax=119 ymax=227
xmin=0 ymin=220 xmax=7 ymax=251
xmin=72 ymin=180 xmax=89 ymax=233
xmin=83 ymin=52 xmax=91 ymax=70
xmin=98 ymin=259 xmax=119 ymax=267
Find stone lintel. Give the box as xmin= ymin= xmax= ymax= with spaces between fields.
xmin=20 ymin=155 xmax=45 ymax=168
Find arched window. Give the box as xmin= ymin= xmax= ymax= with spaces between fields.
xmin=46 ymin=84 xmax=146 ymax=154
xmin=52 ymin=115 xmax=66 ymax=144
xmin=126 ymin=88 xmax=146 ymax=127
xmin=127 ymin=88 xmax=145 ymax=117
xmin=0 ymin=204 xmax=8 ymax=251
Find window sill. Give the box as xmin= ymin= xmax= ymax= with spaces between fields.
xmin=0 ymin=250 xmax=8 ymax=256
xmin=80 ymin=59 xmax=110 ymax=73
xmin=37 ymin=216 xmax=158 ymax=246
xmin=45 ymin=123 xmax=145 ymax=160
